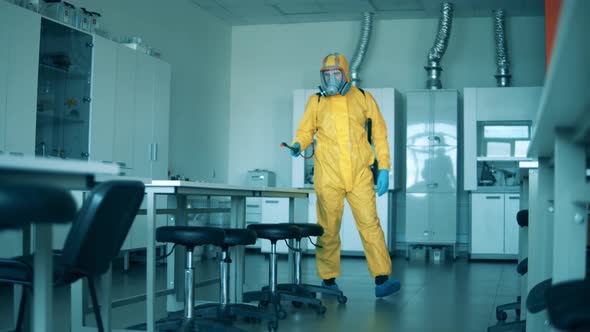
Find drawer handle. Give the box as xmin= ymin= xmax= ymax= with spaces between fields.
xmin=427 ymin=183 xmax=439 ymax=188
xmin=265 ymin=200 xmax=279 ymax=204
xmin=486 ymin=196 xmax=501 ymax=199
xmin=246 ymin=205 xmax=260 ymax=208
xmin=508 ymin=196 xmax=520 ymax=200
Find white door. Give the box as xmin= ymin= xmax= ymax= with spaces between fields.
xmin=3 ymin=3 xmax=40 ymax=155
xmin=430 ymin=193 xmax=457 ymax=243
xmin=405 ymin=193 xmax=429 ymax=243
xmin=151 ymin=60 xmax=171 ymax=180
xmin=89 ymin=36 xmax=117 ymax=162
xmin=470 ymin=193 xmax=504 ymax=254
xmin=112 ymin=45 xmax=137 ymax=171
xmin=504 ymin=194 xmax=521 ymax=255
xmin=133 ymin=53 xmax=156 ymax=178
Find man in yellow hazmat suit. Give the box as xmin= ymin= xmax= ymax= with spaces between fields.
xmin=289 ymin=53 xmax=400 ymax=298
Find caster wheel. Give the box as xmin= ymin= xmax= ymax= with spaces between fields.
xmin=292 ymin=301 xmax=303 ymax=308
xmin=496 ymin=310 xmax=508 ymax=322
xmin=316 ymin=305 xmax=327 ymax=315
xmin=268 ymin=321 xmax=278 ymax=332
xmin=311 ymin=292 xmax=317 ymax=298
xmin=337 ymin=295 xmax=348 ymax=304
xmin=278 ymin=309 xmax=287 ymax=320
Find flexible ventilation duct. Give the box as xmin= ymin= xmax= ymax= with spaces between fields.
xmin=425 ymin=2 xmax=454 ymax=89
xmin=494 ymin=9 xmax=511 ymax=87
xmin=349 ymin=12 xmax=374 ymax=87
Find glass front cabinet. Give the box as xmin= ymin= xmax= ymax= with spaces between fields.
xmin=35 ymin=18 xmax=92 ymax=160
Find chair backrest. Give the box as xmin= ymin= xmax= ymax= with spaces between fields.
xmin=60 ymin=180 xmax=144 ymax=280
xmin=0 ymin=183 xmax=77 ymax=229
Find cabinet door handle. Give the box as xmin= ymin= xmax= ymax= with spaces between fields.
xmin=508 ymin=196 xmax=520 ymax=200
xmin=153 ymin=143 xmax=158 ymax=161
xmin=265 ymin=200 xmax=279 ymax=204
xmin=486 ymin=196 xmax=501 ymax=199
xmin=427 ymin=183 xmax=439 ymax=188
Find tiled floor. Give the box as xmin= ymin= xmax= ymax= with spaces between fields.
xmin=0 ymin=252 xmax=521 ymax=332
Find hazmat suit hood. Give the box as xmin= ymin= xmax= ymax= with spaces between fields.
xmin=320 ymin=53 xmax=351 ymax=96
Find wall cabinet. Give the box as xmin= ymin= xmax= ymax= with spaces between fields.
xmin=470 ymin=193 xmax=520 ymax=258
xmin=91 ymin=36 xmax=171 ymax=180
xmin=0 ymin=3 xmax=172 ymax=254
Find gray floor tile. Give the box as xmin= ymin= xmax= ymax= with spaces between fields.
xmin=0 ymin=252 xmax=522 ymax=332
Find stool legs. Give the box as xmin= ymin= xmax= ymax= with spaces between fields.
xmin=294 ymin=240 xmax=302 ymax=286
xmin=185 ymin=247 xmax=195 ymax=320
xmin=270 ymin=242 xmax=278 ymax=294
xmin=193 ymin=247 xmax=277 ymax=331
xmin=279 ymin=239 xmax=347 ymax=304
xmin=220 ymin=249 xmax=230 ymax=306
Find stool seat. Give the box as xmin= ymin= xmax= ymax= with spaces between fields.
xmin=517 ymin=258 xmax=528 ymax=276
xmin=292 ymin=223 xmax=323 ymax=237
xmin=223 ymin=228 xmax=257 ymax=247
xmin=0 ymin=184 xmax=77 ymax=229
xmin=517 ymin=210 xmax=528 ymax=227
xmin=156 ymin=226 xmax=225 ymax=247
xmin=546 ymin=278 xmax=590 ymax=330
xmin=247 ymin=224 xmax=301 ymax=242
xmin=526 ymin=278 xmax=552 ymax=314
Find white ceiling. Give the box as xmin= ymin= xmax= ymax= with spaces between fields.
xmin=190 ymin=0 xmax=545 ymax=25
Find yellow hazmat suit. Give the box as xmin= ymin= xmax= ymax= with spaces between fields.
xmin=292 ymin=53 xmax=392 ymax=279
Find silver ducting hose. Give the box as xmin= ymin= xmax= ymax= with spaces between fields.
xmin=350 ymin=12 xmax=374 ymax=87
xmin=425 ymin=2 xmax=454 ymax=89
xmin=494 ymin=9 xmax=511 ymax=87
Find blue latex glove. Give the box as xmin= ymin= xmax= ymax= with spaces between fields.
xmin=290 ymin=142 xmax=301 ymax=157
xmin=376 ymin=169 xmax=389 ymax=196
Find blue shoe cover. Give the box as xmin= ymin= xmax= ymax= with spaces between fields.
xmin=321 ymin=280 xmax=340 ymax=291
xmin=375 ymin=279 xmax=401 ymax=298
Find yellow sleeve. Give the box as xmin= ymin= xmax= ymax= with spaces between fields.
xmin=366 ymin=91 xmax=391 ymax=171
xmin=291 ymin=95 xmax=317 ymax=151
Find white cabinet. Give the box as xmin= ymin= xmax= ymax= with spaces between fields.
xmin=91 ymin=36 xmax=171 ymax=180
xmin=90 ymin=36 xmax=172 ymax=251
xmin=406 ymin=193 xmax=457 ymax=244
xmin=470 ymin=193 xmax=520 ymax=258
xmin=0 ymin=1 xmax=40 ymax=155
xmin=470 ymin=194 xmax=504 ymax=254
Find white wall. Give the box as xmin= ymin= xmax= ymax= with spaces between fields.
xmin=229 ymin=16 xmax=546 ymax=187
xmin=69 ymin=0 xmax=232 ymax=182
